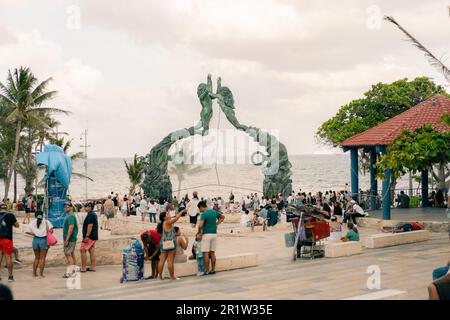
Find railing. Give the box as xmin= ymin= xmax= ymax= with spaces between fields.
xmin=355 ymin=188 xmax=447 ymax=210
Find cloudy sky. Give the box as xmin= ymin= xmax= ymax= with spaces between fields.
xmin=0 ymin=0 xmax=449 ymax=158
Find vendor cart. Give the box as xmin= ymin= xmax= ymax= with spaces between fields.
xmin=289 ymin=205 xmax=330 ymax=261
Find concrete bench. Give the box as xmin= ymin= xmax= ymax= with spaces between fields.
xmin=325 ymin=241 xmax=362 ymax=258
xmin=365 ymin=230 xmax=430 ymax=249
xmin=162 ymin=253 xmax=258 ymax=278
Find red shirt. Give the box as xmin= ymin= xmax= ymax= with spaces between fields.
xmin=140 ymin=229 xmax=161 ymax=246
xmin=411 ymin=222 xmax=424 ymax=231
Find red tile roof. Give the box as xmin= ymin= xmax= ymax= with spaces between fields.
xmin=340 ymin=94 xmax=450 ymax=148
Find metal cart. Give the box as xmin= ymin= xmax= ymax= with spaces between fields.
xmin=289 ymin=205 xmax=330 ymax=261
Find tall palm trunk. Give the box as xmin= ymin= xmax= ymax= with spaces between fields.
xmin=23 ymin=129 xmax=35 ymax=195
xmin=13 ymin=169 xmax=17 ymax=203
xmin=3 ymin=119 xmax=22 ymax=201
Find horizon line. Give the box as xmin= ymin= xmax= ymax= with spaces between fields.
xmin=74 ymin=152 xmax=345 ymax=160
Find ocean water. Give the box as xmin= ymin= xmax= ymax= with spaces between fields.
xmin=1 ymin=154 xmax=416 ymax=201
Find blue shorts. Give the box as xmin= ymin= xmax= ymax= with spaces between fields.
xmin=32 ymin=236 xmax=48 ymax=250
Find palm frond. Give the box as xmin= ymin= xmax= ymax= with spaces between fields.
xmin=25 ymin=113 xmax=51 ymax=129
xmin=31 ymin=106 xmax=70 ymax=116
xmin=384 ymin=16 xmax=450 ymax=83
xmin=72 ymin=172 xmax=94 ymax=181
xmin=31 ymin=77 xmax=53 ymax=98
xmin=4 ymin=108 xmax=21 ymax=123
xmin=0 ymin=85 xmax=16 ymax=105
xmin=33 ymin=91 xmax=57 ymax=106
xmin=70 ymin=151 xmax=84 ymax=161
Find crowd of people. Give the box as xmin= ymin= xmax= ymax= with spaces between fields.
xmin=0 ymin=186 xmax=382 ymax=283
xmin=138 ymin=195 xmax=225 ymax=280
xmin=0 ymin=200 xmax=98 ymax=282
xmin=0 ymin=183 xmax=449 ymax=300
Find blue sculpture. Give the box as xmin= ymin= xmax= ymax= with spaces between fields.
xmin=36 ymin=144 xmax=72 ymax=228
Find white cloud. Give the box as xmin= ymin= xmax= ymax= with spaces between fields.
xmin=1 ymin=0 xmax=449 ymax=158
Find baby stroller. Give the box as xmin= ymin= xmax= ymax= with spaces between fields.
xmin=120 ymin=237 xmax=145 ymax=283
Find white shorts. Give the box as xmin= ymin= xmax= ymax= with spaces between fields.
xmin=201 ymin=234 xmax=217 ymax=252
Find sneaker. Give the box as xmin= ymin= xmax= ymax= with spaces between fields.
xmin=196 ymin=272 xmax=203 ymax=277
xmin=8 ymin=276 xmax=14 ymax=282
xmin=201 ymin=272 xmax=209 ymax=276
xmin=14 ymin=258 xmax=23 ymax=265
xmin=209 ymin=271 xmax=216 ymax=275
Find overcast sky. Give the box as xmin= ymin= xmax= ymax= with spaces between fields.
xmin=0 ymin=0 xmax=449 ymax=158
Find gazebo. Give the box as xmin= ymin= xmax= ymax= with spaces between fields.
xmin=340 ymin=94 xmax=450 ymax=220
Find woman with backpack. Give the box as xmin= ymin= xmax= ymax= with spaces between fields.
xmin=26 ymin=211 xmax=54 ymax=277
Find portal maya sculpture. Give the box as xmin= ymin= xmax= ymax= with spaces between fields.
xmin=141 ymin=75 xmax=292 ymax=200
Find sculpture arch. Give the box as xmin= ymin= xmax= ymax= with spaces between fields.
xmin=141 ymin=75 xmax=292 ymax=200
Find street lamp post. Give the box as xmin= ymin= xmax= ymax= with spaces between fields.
xmin=80 ymin=128 xmax=91 ymax=201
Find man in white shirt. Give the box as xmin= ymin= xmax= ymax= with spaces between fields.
xmin=140 ymin=196 xmax=148 ymax=222
xmin=287 ymin=193 xmax=294 ymax=206
xmin=344 ymin=199 xmax=368 ymax=225
xmin=186 ymin=192 xmax=200 ymax=228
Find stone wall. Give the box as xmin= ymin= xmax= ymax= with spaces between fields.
xmin=357 ymin=217 xmax=449 ymax=233
xmin=109 ymin=217 xmax=292 ymax=237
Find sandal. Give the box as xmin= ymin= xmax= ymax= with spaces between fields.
xmin=86 ymin=268 xmax=96 ymax=272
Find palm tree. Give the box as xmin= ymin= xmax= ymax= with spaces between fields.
xmin=124 ymin=154 xmax=145 ymax=195
xmin=384 ymin=16 xmax=450 ymax=82
xmin=384 ymin=16 xmax=450 ymax=190
xmin=0 ymin=100 xmax=14 ymax=185
xmin=168 ymin=152 xmax=210 ymax=200
xmin=0 ymin=67 xmax=69 ymax=200
xmin=17 ymin=111 xmax=57 ymax=195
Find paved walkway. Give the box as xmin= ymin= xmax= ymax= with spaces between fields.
xmin=4 ymin=228 xmax=449 ymax=300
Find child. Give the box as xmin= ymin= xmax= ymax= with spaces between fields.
xmin=341 ymin=222 xmax=360 ymax=242
xmin=328 ymin=215 xmax=342 ymax=241
xmin=193 ymin=233 xmax=205 ymax=276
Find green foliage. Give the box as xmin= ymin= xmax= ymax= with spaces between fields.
xmin=316 ymin=77 xmax=447 ymax=147
xmin=440 ymin=114 xmax=450 ymax=126
xmin=0 ymin=100 xmax=15 ymax=180
xmin=50 ymin=137 xmax=84 ymax=161
xmin=0 ymin=66 xmax=68 ymax=198
xmin=376 ymin=125 xmax=450 ymax=180
xmin=124 ymin=154 xmax=145 ymax=194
